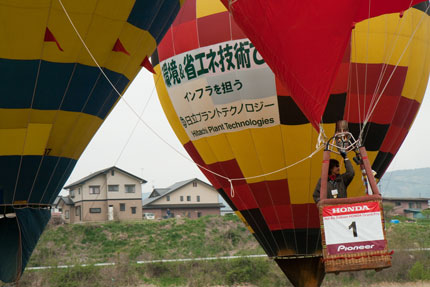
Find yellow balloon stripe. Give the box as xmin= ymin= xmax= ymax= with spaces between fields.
xmin=352 ymin=9 xmax=430 ymax=102
xmin=0 ymin=0 xmax=156 ymax=80
xmin=154 ymin=65 xmax=190 ymax=145
xmin=194 ymin=133 xmax=234 ymax=163
xmin=196 ymin=0 xmax=227 ymax=19
xmin=235 ymin=211 xmax=255 ymax=234
xmin=0 ymin=1 xmax=49 ymax=60
xmin=0 ymin=109 xmax=102 ymax=159
xmin=23 ymin=123 xmax=53 ymax=155
xmin=281 ymin=124 xmax=319 ymax=204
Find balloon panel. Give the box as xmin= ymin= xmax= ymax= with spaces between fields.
xmin=0 ymin=0 xmax=183 ymax=205
xmin=154 ymin=0 xmax=430 ymax=258
xmin=220 ymin=0 xmax=428 ymax=128
xmin=0 ymin=0 xmax=183 ymax=282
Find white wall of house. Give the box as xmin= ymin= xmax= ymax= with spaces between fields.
xmin=83 ymin=175 xmax=108 ymax=201
xmin=106 ymin=170 xmax=142 ymax=199
xmin=151 ymin=181 xmax=219 ymax=205
xmin=70 ymin=186 xmax=83 ymax=202
xmin=57 ymin=201 xmax=75 ymax=224
xmin=67 ymin=168 xmax=143 ymax=222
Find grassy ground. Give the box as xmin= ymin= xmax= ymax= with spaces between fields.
xmin=28 ymin=214 xmax=263 ymax=267
xmin=9 ymin=215 xmax=430 ymax=287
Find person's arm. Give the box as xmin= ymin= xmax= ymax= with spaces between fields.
xmin=313 ymin=179 xmax=322 ymax=203
xmin=342 ymin=158 xmax=355 ymax=186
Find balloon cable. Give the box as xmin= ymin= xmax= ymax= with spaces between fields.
xmin=58 ymin=0 xmax=324 ymax=255
xmin=58 ymin=0 xmax=325 ymax=196
xmin=360 ymin=3 xmax=429 ymax=140
xmin=360 ymin=1 xmax=413 ymax=142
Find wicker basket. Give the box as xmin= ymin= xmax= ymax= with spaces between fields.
xmin=319 ymin=195 xmax=392 ymax=273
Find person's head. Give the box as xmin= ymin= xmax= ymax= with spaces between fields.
xmin=329 ymin=159 xmax=340 ymax=176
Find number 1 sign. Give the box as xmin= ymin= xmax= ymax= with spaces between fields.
xmin=322 ymin=202 xmax=386 ymax=255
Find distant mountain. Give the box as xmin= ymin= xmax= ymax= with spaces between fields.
xmin=142 ymin=168 xmax=430 ymax=207
xmin=379 ymin=167 xmax=430 ymax=198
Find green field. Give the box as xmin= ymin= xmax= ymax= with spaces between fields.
xmin=12 ymin=215 xmax=430 ymax=287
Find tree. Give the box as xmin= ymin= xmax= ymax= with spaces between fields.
xmin=421 ymin=208 xmax=430 ymax=219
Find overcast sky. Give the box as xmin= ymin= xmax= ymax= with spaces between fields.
xmin=63 ymin=70 xmax=430 ymax=194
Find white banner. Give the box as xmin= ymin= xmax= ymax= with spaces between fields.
xmin=160 ymin=39 xmax=280 ymax=140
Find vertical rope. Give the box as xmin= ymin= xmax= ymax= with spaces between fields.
xmin=14 ymin=214 xmax=23 ymax=285
xmin=361 ymin=4 xmax=429 ymax=139
xmin=12 ymin=0 xmax=55 ymax=204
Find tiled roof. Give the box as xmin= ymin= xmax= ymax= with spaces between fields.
xmin=64 ymin=166 xmax=146 ymax=189
xmin=142 ymin=178 xmax=214 ymax=207
xmin=57 ymin=196 xmax=74 ymax=206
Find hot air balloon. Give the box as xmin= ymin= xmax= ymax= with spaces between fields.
xmin=220 ymin=0 xmax=429 ymax=131
xmin=0 ymin=0 xmax=184 ymax=283
xmin=153 ymin=0 xmax=430 ymax=286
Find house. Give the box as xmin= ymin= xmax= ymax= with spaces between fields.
xmin=383 ymin=197 xmax=430 ymax=219
xmin=142 ymin=178 xmax=224 ymax=219
xmin=50 ymin=196 xmax=65 ymax=224
xmin=56 ymin=196 xmax=74 ymax=222
xmin=59 ymin=166 xmax=146 ymax=223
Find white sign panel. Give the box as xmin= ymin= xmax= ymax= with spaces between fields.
xmin=322 ymin=202 xmax=386 ymax=255
xmin=160 ymin=39 xmax=280 ymax=140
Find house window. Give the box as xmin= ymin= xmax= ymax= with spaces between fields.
xmin=417 ymin=202 xmax=422 ymax=209
xmin=111 ymin=170 xmax=115 ymax=176
xmin=131 ymin=207 xmax=136 ymax=214
xmin=395 ymin=202 xmax=401 ymax=206
xmin=180 ymin=196 xmax=184 ymax=202
xmin=65 ymin=210 xmax=69 ymax=219
xmin=187 ymin=196 xmax=191 ymax=202
xmin=78 ymin=188 xmax=81 ymax=195
xmin=166 ymin=195 xmax=170 ymax=201
xmin=89 ymin=186 xmax=100 ymax=194
xmin=76 ymin=206 xmax=81 ymax=217
xmin=197 ymin=195 xmax=200 ymax=202
xmin=197 ymin=212 xmax=202 ymax=218
xmin=120 ymin=203 xmax=125 ymax=211
xmin=409 ymin=202 xmax=415 ymax=209
xmin=125 ymin=185 xmax=135 ymax=193
xmin=90 ymin=208 xmax=101 ymax=213
xmin=59 ymin=208 xmax=62 ymax=213
xmin=108 ymin=185 xmax=119 ymax=192
xmin=70 ymin=190 xmax=75 ymax=198
xmin=193 ymin=181 xmax=197 ymax=187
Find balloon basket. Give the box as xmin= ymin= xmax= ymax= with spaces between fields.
xmin=318 ymin=195 xmax=392 ymax=273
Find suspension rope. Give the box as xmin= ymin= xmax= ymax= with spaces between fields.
xmin=360 ymin=1 xmax=416 ymax=142
xmin=363 ymin=0 xmax=372 ymax=123
xmin=58 ymin=0 xmax=323 ymax=190
xmin=353 ymin=30 xmax=363 ymax=134
xmin=360 ymin=4 xmax=430 ymax=140
xmin=12 ymin=0 xmax=56 ymax=205
xmin=113 ymin=73 xmax=161 ymax=167
xmin=57 ymin=0 xmax=327 ymax=254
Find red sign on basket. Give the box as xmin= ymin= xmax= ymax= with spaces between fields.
xmin=322 ymin=202 xmax=386 ymax=255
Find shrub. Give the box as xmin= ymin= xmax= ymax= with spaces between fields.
xmin=409 ymin=261 xmax=430 ymax=281
xmin=225 ymin=258 xmax=268 ymax=285
xmin=47 ymin=265 xmax=101 ymax=287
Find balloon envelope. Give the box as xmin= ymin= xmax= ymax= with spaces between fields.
xmin=220 ymin=0 xmax=429 ymax=129
xmin=0 ymin=0 xmax=183 ymax=282
xmin=153 ymin=0 xmax=430 ymax=284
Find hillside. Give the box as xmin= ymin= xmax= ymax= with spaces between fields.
xmin=379 ymin=167 xmax=430 ymax=198
xmin=141 ymin=168 xmax=430 ymax=206
xmin=13 ymin=215 xmax=430 ymax=287
xmin=29 ymin=215 xmax=263 ymax=267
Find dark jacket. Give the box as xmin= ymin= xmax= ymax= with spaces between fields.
xmin=313 ymin=159 xmax=355 ymax=203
